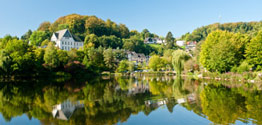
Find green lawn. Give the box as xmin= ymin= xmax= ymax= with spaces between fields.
xmin=149 ymin=44 xmax=162 ymax=50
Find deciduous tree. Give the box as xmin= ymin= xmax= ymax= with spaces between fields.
xmin=44 ymin=42 xmax=59 ymax=68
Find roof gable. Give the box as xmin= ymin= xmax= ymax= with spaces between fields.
xmin=52 ymin=29 xmax=83 ymax=42
xmin=54 ymin=29 xmax=72 ymax=41
xmin=63 ymin=30 xmax=72 ymax=38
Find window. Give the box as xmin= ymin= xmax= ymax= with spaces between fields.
xmin=62 ymin=41 xmax=63 ymax=45
xmin=62 ymin=46 xmax=64 ymax=50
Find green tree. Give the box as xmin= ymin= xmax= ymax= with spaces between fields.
xmin=82 ymin=55 xmax=89 ymax=68
xmin=117 ymin=60 xmax=129 ymax=73
xmin=44 ymin=42 xmax=59 ymax=68
xmin=67 ymin=49 xmax=78 ymax=62
xmin=148 ymin=55 xmax=165 ymax=71
xmin=119 ymin=24 xmax=130 ymax=38
xmin=86 ymin=47 xmax=105 ymax=70
xmin=85 ymin=16 xmax=107 ymax=36
xmin=172 ymin=50 xmax=190 ymax=74
xmin=29 ymin=31 xmax=49 ymax=46
xmin=84 ymin=34 xmax=99 ymax=47
xmin=57 ymin=24 xmax=69 ymax=30
xmin=165 ymin=31 xmax=175 ymax=49
xmin=21 ymin=29 xmax=32 ymax=42
xmin=141 ymin=29 xmax=151 ymax=39
xmin=163 ymin=49 xmax=174 ymax=70
xmin=98 ymin=35 xmax=122 ymax=49
xmin=103 ymin=48 xmax=115 ymax=70
xmin=37 ymin=21 xmax=51 ymax=32
xmin=128 ymin=61 xmax=135 ymax=72
xmin=57 ymin=49 xmax=69 ymax=66
xmin=200 ymin=30 xmax=248 ymax=72
xmin=40 ymin=39 xmax=51 ymax=47
xmin=0 ymin=50 xmax=11 ymax=75
xmin=245 ymin=31 xmax=262 ymax=70
xmin=123 ymin=37 xmax=152 ymax=55
xmin=113 ymin=48 xmax=127 ymax=61
xmin=33 ymin=48 xmax=45 ymax=69
xmin=5 ymin=39 xmax=29 ymax=73
xmin=181 ymin=21 xmax=262 ymax=42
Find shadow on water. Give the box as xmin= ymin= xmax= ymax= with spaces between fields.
xmin=0 ymin=76 xmax=262 ymax=124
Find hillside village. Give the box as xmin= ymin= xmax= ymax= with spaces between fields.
xmin=48 ymin=28 xmax=196 ymax=72
xmin=1 ymin=13 xmax=260 ymax=78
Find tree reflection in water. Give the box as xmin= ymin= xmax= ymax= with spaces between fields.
xmin=0 ymin=76 xmax=262 ymax=124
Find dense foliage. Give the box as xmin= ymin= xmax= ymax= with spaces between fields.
xmin=245 ymin=31 xmax=262 ymax=70
xmin=31 ymin=14 xmax=165 ymax=55
xmin=0 ymin=35 xmax=131 ymax=78
xmin=172 ymin=50 xmax=191 ymax=74
xmin=200 ymin=30 xmax=249 ymax=73
xmin=181 ymin=21 xmax=262 ymax=42
xmin=148 ymin=55 xmax=165 ymax=71
xmin=3 ymin=13 xmax=262 ymax=76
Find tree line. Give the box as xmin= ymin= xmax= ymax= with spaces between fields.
xmin=20 ymin=14 xmax=178 ymax=56
xmin=0 ymin=35 xmax=129 ymax=78
xmin=181 ymin=21 xmax=262 ymax=42
xmin=200 ymin=30 xmax=262 ymax=73
xmin=0 ymin=13 xmax=184 ymax=77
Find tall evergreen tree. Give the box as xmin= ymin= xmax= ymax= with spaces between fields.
xmin=165 ymin=31 xmax=175 ymax=49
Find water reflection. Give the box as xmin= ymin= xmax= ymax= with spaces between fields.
xmin=0 ymin=76 xmax=262 ymax=124
xmin=52 ymin=100 xmax=84 ymax=120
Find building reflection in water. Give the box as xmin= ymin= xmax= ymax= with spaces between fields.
xmin=52 ymin=100 xmax=84 ymax=120
xmin=145 ymin=98 xmax=167 ymax=108
xmin=177 ymin=94 xmax=196 ymax=104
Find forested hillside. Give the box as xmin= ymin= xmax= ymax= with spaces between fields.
xmin=0 ymin=14 xmax=178 ymax=78
xmin=181 ymin=21 xmax=262 ymax=42
xmin=37 ymin=14 xmax=130 ymax=40
xmin=20 ymin=14 xmax=168 ymax=55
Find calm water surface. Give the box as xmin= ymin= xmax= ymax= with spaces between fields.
xmin=0 ymin=75 xmax=261 ymax=125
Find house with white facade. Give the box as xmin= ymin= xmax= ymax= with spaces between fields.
xmin=176 ymin=40 xmax=185 ymax=46
xmin=51 ymin=29 xmax=84 ymax=51
xmin=144 ymin=37 xmax=165 ymax=44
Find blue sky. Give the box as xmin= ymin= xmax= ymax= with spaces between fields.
xmin=0 ymin=0 xmax=262 ymax=38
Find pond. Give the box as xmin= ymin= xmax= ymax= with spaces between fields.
xmin=0 ymin=75 xmax=261 ymax=125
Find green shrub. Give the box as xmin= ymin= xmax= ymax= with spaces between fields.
xmin=237 ymin=61 xmax=252 ymax=73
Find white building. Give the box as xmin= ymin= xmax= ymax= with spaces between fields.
xmin=144 ymin=37 xmax=165 ymax=44
xmin=51 ymin=29 xmax=84 ymax=51
xmin=176 ymin=40 xmax=185 ymax=46
xmin=52 ymin=100 xmax=84 ymax=120
xmin=156 ymin=38 xmax=165 ymax=44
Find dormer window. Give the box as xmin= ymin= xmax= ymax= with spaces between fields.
xmin=64 ymin=30 xmax=72 ymax=39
